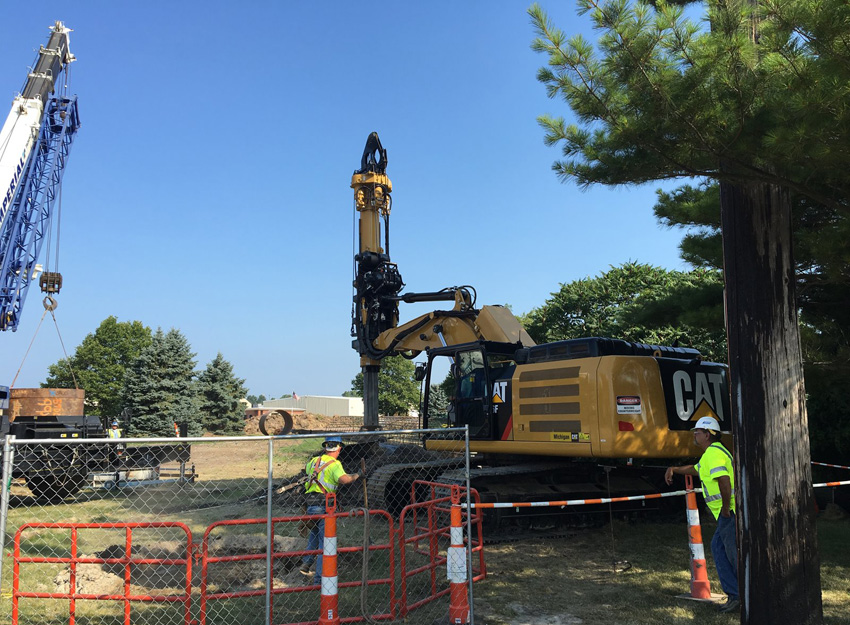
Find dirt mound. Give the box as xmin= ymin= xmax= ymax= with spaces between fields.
xmin=243 ymin=412 xmax=362 ymax=436
xmin=52 ymin=535 xmax=306 ymax=595
xmin=53 ymin=560 xmax=124 ymax=595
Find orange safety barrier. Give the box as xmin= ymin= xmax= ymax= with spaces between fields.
xmin=469 ymin=489 xmax=690 ymax=509
xmin=199 ymin=507 xmax=395 ymax=625
xmin=812 ymin=461 xmax=850 ymax=470
xmin=396 ymin=481 xmax=484 ymax=619
xmin=12 ymin=522 xmax=193 ymax=625
xmin=12 ymin=492 xmax=484 ymax=624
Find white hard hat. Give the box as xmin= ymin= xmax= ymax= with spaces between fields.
xmin=691 ymin=416 xmax=721 ymax=432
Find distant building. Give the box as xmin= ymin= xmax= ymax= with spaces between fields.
xmin=262 ymin=395 xmax=364 ymax=418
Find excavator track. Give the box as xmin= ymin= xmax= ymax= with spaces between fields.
xmin=366 ymin=458 xmax=464 ymax=516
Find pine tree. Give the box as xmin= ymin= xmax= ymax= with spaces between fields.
xmin=197 ymin=353 xmax=247 ymax=435
xmin=123 ymin=328 xmax=201 ymax=437
xmin=427 ymin=384 xmax=449 ymax=418
xmin=529 ymin=1 xmax=845 ymax=620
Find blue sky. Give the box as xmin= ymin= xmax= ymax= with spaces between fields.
xmin=1 ymin=2 xmax=692 ymax=401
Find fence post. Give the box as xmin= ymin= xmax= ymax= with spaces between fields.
xmin=318 ymin=492 xmax=339 ymax=625
xmin=265 ymin=436 xmax=274 ymax=625
xmin=448 ymin=485 xmax=470 ymax=625
xmin=0 ymin=435 xmax=15 ymax=590
xmin=679 ymin=474 xmax=717 ymax=601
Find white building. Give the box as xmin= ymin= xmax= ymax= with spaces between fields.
xmin=262 ymin=395 xmax=364 ymax=418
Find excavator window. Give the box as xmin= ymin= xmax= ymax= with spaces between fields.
xmin=455 ymin=350 xmax=490 ymax=438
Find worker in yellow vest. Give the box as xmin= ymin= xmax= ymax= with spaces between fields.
xmin=299 ymin=436 xmax=360 ymax=584
xmin=665 ymin=416 xmax=738 ymax=614
xmin=107 ymin=420 xmax=122 ymax=438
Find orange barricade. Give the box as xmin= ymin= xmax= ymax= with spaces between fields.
xmin=12 ymin=522 xmax=193 ymax=625
xmin=396 ymin=481 xmax=484 ymax=619
xmin=199 ymin=508 xmax=395 ymax=625
xmin=11 ymin=489 xmax=483 ymax=624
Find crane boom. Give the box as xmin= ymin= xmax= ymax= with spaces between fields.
xmin=0 ymin=21 xmax=79 ymax=331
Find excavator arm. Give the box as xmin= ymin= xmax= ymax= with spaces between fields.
xmin=350 ymin=133 xmax=533 ymax=427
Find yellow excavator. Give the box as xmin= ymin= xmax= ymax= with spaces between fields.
xmin=350 ymin=133 xmax=729 ymax=520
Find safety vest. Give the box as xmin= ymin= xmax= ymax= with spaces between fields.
xmin=696 ymin=441 xmax=735 ymax=519
xmin=305 ymin=454 xmax=344 ymax=495
xmin=107 ymin=428 xmax=122 ymax=439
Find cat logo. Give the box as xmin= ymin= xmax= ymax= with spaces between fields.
xmin=491 ymin=380 xmax=507 ymax=404
xmin=672 ymin=369 xmax=726 ymax=422
xmin=658 ymin=359 xmax=730 ymax=431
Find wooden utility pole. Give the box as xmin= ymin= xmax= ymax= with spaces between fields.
xmin=720 ymin=177 xmax=823 ymax=624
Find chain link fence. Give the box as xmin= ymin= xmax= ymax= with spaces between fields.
xmin=0 ymin=427 xmax=479 ymax=625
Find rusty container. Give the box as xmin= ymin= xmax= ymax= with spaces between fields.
xmin=8 ymin=388 xmax=85 ymax=420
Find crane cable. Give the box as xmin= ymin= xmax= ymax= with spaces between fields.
xmin=10 ymin=296 xmax=78 ymax=390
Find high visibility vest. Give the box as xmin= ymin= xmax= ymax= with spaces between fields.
xmin=108 ymin=428 xmax=122 ymax=439
xmin=305 ymin=454 xmax=345 ymax=495
xmin=696 ymin=442 xmax=735 ymax=519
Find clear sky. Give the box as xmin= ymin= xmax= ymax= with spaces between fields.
xmin=0 ymin=2 xmax=692 ymax=400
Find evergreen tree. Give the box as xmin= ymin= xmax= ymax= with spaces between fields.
xmin=197 ymin=353 xmax=247 ymax=435
xmin=123 ymin=328 xmax=201 ymax=437
xmin=350 ymin=355 xmax=420 ymax=416
xmin=427 ymin=384 xmax=449 ymax=418
xmin=653 ymin=183 xmax=850 ymax=460
xmin=42 ymin=317 xmax=152 ymax=417
xmin=530 ymin=1 xmax=843 ymax=619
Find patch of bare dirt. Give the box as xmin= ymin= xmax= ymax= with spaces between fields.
xmin=52 ymin=535 xmax=306 ymax=595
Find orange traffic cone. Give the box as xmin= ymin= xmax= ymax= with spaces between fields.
xmin=448 ymin=485 xmax=470 ymax=624
xmin=677 ymin=475 xmax=723 ymax=603
xmin=318 ymin=493 xmax=340 ymax=625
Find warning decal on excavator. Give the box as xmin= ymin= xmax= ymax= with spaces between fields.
xmin=551 ymin=432 xmax=590 ymax=442
xmin=616 ymin=396 xmax=641 ymax=414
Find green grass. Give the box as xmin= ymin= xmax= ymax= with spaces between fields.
xmin=476 ymin=517 xmax=850 ymax=625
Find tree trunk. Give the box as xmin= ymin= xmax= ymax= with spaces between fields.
xmin=720 ymin=179 xmax=823 ymax=624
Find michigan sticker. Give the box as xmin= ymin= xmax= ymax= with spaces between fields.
xmin=551 ymin=432 xmax=590 ymax=442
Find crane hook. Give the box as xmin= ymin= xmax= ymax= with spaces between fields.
xmin=42 ymin=295 xmax=58 ymax=311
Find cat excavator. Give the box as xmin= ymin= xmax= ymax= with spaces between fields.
xmin=350 ymin=133 xmax=730 ymax=521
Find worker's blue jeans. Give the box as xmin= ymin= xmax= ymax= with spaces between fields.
xmin=303 ymin=505 xmax=325 ymax=584
xmin=711 ymin=511 xmax=739 ymax=599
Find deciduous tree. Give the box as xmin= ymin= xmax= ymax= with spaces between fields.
xmin=522 ymin=262 xmax=725 ymax=362
xmin=350 ymin=355 xmax=419 ymax=416
xmin=43 ymin=316 xmax=152 ymax=418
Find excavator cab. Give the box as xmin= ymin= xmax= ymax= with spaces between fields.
xmin=422 ymin=340 xmax=520 ymax=440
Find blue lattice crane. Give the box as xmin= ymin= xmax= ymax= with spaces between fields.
xmin=0 ymin=21 xmax=80 ymax=331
